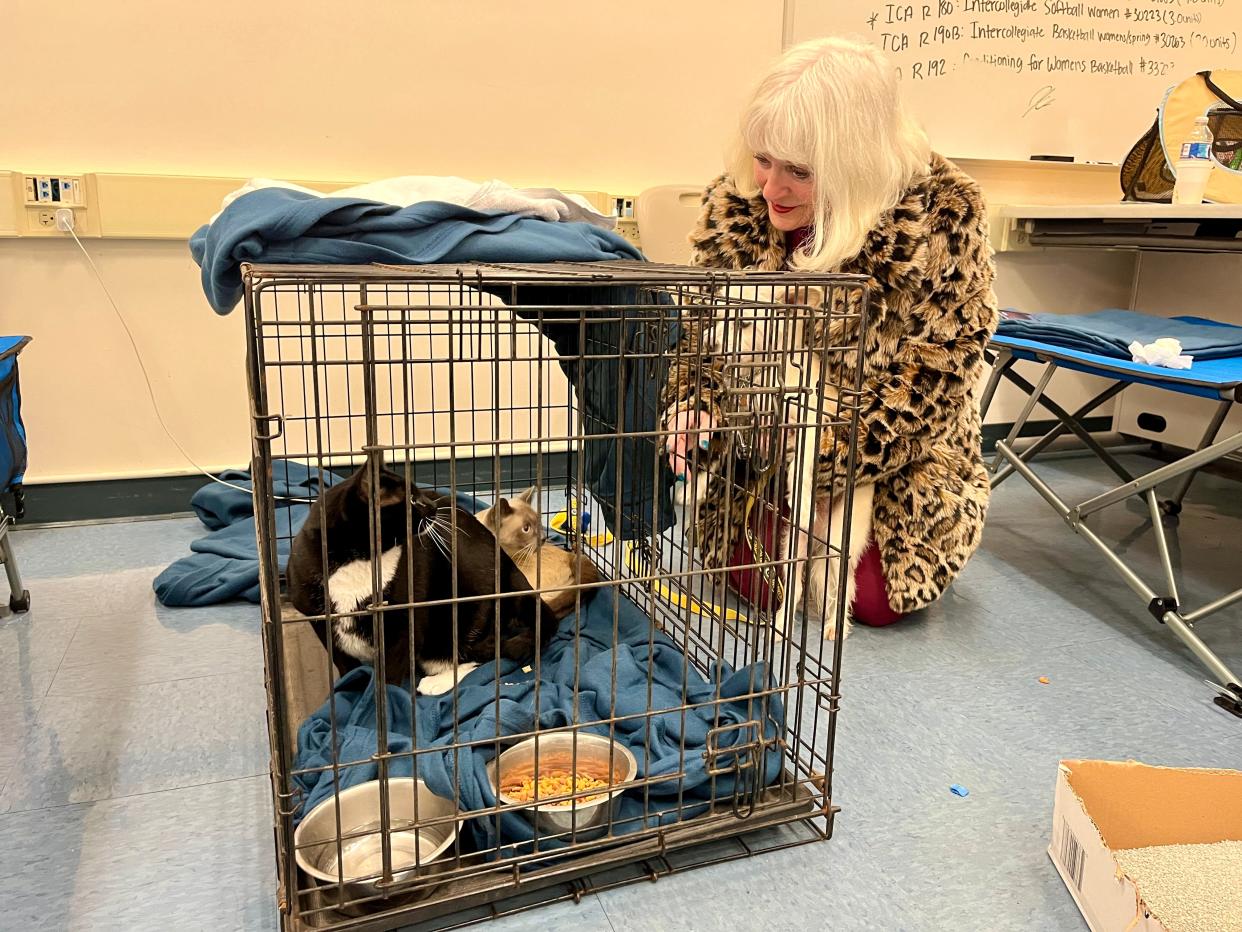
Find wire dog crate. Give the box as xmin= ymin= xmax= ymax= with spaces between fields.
xmin=242 ymin=261 xmax=870 ymax=930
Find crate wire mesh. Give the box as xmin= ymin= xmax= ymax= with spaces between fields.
xmin=242 ymin=261 xmax=870 ymax=929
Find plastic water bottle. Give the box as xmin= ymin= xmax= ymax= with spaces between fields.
xmin=1172 ymin=116 xmax=1214 ymax=206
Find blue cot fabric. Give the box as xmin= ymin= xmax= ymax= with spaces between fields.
xmin=996 ymin=309 xmax=1242 ymax=360
xmin=189 ymin=188 xmax=643 ymax=315
xmin=0 ymin=336 xmax=30 ymax=491
xmin=291 ymin=584 xmax=785 ymax=854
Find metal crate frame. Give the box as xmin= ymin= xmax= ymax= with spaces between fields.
xmin=241 ymin=261 xmax=871 ymax=930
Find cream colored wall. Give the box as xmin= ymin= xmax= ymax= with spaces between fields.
xmin=0 ymin=2 xmax=1187 ymax=484
xmin=2 ymin=0 xmax=781 ymax=195
xmin=1 ymin=170 xmax=1136 ymax=483
xmin=1 ymin=240 xmax=250 ymax=482
xmin=2 ymin=0 xmax=784 ymax=484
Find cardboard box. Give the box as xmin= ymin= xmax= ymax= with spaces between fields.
xmin=1050 ymin=759 xmax=1242 ymax=931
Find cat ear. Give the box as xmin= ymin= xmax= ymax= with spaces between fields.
xmin=518 ymin=486 xmax=537 ymax=505
xmin=497 ymin=498 xmax=512 ymax=518
xmin=359 ymin=466 xmax=406 ymax=507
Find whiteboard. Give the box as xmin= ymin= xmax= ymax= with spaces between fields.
xmin=790 ymin=0 xmax=1242 ymax=162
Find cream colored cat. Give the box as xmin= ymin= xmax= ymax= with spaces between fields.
xmin=478 ymin=488 xmax=600 ymax=620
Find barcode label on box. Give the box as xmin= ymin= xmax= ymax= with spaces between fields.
xmin=1059 ymin=817 xmax=1086 ymax=891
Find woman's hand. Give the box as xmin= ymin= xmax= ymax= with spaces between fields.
xmin=664 ymin=406 xmax=717 ymax=480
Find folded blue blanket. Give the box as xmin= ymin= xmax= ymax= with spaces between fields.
xmin=190 ymin=188 xmax=643 ymax=314
xmin=996 ymin=309 xmax=1242 ymax=360
xmin=291 ymin=585 xmax=785 ymax=854
xmin=153 ymin=463 xmax=338 ymax=607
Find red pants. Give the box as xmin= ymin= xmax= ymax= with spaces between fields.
xmin=852 ymin=541 xmax=904 ymax=627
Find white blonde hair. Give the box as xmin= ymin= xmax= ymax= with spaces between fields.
xmin=729 ymin=36 xmax=931 ymax=271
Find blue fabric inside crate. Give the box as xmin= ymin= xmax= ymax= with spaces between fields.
xmin=291 ymin=567 xmax=785 ymax=854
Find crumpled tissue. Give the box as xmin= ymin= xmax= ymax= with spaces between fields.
xmin=1128 ymin=338 xmax=1193 ymax=370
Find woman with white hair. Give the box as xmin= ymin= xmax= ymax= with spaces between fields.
xmin=663 ymin=36 xmax=998 ymax=633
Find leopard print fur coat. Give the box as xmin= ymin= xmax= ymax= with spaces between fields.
xmin=664 ymin=154 xmax=998 ymax=613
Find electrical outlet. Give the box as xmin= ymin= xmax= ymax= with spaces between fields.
xmin=614 ymin=218 xmax=641 ymax=248
xmin=13 ymin=173 xmax=91 ymax=236
xmin=609 ymin=193 xmax=640 ymax=248
xmin=23 ymin=174 xmax=85 ymax=206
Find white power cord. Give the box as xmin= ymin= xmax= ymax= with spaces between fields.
xmin=58 ymin=209 xmax=312 ymax=503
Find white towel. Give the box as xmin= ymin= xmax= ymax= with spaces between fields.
xmin=210 ymin=175 xmax=615 ymax=229
xmin=1129 ymin=338 xmax=1194 ymax=369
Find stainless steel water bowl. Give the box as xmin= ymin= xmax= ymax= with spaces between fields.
xmin=490 ymin=733 xmax=637 ymax=838
xmin=293 ymin=778 xmax=458 ymax=906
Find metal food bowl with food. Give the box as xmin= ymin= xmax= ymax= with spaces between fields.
xmin=293 ymin=777 xmax=458 ymax=909
xmin=489 ymin=732 xmax=638 ymax=839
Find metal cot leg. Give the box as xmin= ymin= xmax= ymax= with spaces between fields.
xmin=978 ymin=348 xmax=1015 ymax=421
xmin=988 ymin=356 xmax=1134 ymax=484
xmin=0 ymin=507 xmax=29 ymax=613
xmin=998 ymin=364 xmax=1136 ymax=484
xmin=994 ymin=438 xmax=1242 ymax=718
xmin=1160 ymin=397 xmax=1234 ymax=517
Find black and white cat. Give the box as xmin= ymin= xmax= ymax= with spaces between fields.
xmin=286 ymin=466 xmax=556 ymax=695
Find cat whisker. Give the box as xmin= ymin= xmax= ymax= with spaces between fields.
xmin=433 ymin=510 xmax=469 ymax=542
xmin=418 ymin=516 xmax=445 ymax=556
xmin=426 ymin=520 xmax=452 ymax=561
xmin=518 ymin=542 xmax=540 ymax=578
xmin=447 ymin=511 xmax=469 ymax=539
xmin=427 ymin=535 xmax=445 ymax=561
xmin=434 ymin=506 xmax=470 ymax=538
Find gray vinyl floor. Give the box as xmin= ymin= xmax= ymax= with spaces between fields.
xmin=1 ymin=452 xmax=1238 ymax=931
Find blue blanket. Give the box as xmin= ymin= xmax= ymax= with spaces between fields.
xmin=153 ymin=463 xmax=338 ymax=607
xmin=291 ymin=587 xmax=784 ymax=854
xmin=997 ymin=309 xmax=1242 ymax=360
xmin=190 ymin=188 xmax=643 ymax=314
xmin=174 ymin=193 xmax=674 ymax=600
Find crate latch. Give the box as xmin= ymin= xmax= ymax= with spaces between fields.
xmin=253 ymin=413 xmax=284 ymax=442
xmin=704 ymin=720 xmax=763 ymax=818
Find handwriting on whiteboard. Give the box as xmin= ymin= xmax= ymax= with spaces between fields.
xmin=870 ymin=0 xmax=1237 ymax=110
xmin=1023 ymin=84 xmax=1057 ymax=116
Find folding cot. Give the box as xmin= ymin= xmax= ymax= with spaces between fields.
xmin=980 ymin=316 xmax=1242 ymax=718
